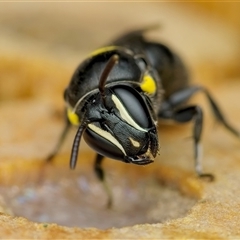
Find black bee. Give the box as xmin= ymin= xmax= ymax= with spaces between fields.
xmin=47 ymin=26 xmax=240 ymax=207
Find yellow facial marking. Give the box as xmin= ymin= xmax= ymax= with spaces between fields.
xmin=90 ymin=46 xmax=118 ymax=57
xmin=129 ymin=137 xmax=140 ymax=148
xmin=67 ymin=108 xmax=80 ymax=126
xmin=141 ymin=74 xmax=156 ymax=95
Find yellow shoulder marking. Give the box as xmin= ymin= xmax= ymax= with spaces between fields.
xmin=67 ymin=108 xmax=80 ymax=126
xmin=90 ymin=46 xmax=119 ymax=57
xmin=140 ymin=74 xmax=157 ymax=95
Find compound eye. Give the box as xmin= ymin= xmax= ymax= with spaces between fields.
xmin=83 ymin=125 xmax=124 ymax=160
xmin=112 ymin=85 xmax=153 ymax=129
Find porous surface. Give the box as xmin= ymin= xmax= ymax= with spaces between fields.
xmin=0 ymin=3 xmax=240 ymax=239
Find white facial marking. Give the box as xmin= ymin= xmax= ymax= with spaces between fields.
xmin=88 ymin=123 xmax=126 ymax=155
xmin=111 ymin=94 xmax=147 ymax=132
xmin=129 ymin=137 xmax=140 ymax=148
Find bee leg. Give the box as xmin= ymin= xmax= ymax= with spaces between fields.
xmin=160 ymin=85 xmax=240 ymax=138
xmin=201 ymin=88 xmax=240 ymax=139
xmin=159 ymin=86 xmax=215 ymax=181
xmin=159 ymin=85 xmax=240 ymax=179
xmin=36 ymin=117 xmax=71 ymax=184
xmin=46 ymin=119 xmax=71 ymax=162
xmin=172 ymin=106 xmax=214 ymax=181
xmin=94 ymin=154 xmax=113 ymax=208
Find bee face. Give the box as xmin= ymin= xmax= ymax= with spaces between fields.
xmin=81 ymin=85 xmax=159 ymax=164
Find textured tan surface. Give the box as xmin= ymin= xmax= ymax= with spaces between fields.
xmin=0 ymin=2 xmax=240 ymax=239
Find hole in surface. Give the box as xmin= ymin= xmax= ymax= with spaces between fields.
xmin=0 ymin=156 xmax=197 ymax=229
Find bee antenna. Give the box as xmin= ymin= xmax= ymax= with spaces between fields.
xmin=99 ymin=54 xmax=119 ymax=104
xmin=70 ymin=117 xmax=89 ymax=169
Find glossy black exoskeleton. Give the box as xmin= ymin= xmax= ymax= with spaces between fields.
xmin=47 ymin=26 xmax=240 ymax=207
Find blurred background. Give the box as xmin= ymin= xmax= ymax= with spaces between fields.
xmin=0 ymin=2 xmax=240 ymax=230
xmin=0 ymin=2 xmax=240 ymax=103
